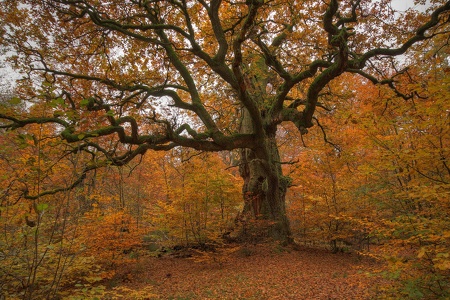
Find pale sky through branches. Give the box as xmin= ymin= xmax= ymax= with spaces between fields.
xmin=391 ymin=0 xmax=431 ymax=11
xmin=0 ymin=0 xmax=436 ymax=92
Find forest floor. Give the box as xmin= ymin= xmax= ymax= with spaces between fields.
xmin=87 ymin=242 xmax=390 ymax=300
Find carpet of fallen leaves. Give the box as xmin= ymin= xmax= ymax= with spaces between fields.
xmin=99 ymin=243 xmax=389 ymax=300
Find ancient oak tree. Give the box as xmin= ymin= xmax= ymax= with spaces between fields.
xmin=1 ymin=0 xmax=449 ymax=242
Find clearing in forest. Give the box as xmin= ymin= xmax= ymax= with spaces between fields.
xmin=81 ymin=243 xmax=387 ymax=300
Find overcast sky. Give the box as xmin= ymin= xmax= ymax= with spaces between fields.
xmin=391 ymin=0 xmax=412 ymax=11
xmin=391 ymin=0 xmax=431 ymax=12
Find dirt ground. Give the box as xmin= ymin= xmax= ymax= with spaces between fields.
xmin=97 ymin=243 xmax=388 ymax=300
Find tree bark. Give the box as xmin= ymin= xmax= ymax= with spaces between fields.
xmin=237 ymin=109 xmax=292 ymax=244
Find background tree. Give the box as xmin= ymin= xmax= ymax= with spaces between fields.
xmin=1 ymin=0 xmax=449 ymax=242
xmin=286 ymin=43 xmax=450 ymax=297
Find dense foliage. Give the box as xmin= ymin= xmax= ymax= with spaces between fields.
xmin=0 ymin=0 xmax=449 ymax=298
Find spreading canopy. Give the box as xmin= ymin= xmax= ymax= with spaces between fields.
xmin=1 ymin=0 xmax=449 ymax=199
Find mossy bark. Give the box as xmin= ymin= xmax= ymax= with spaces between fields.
xmin=237 ymin=109 xmax=292 ymax=244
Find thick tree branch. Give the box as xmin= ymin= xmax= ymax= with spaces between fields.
xmin=348 ymin=68 xmax=414 ymax=100
xmin=230 ymin=0 xmax=265 ymax=138
xmin=350 ymin=1 xmax=450 ymax=69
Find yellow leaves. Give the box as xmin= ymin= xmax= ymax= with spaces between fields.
xmin=417 ymin=247 xmax=427 ymax=259
xmin=443 ymin=231 xmax=450 ymax=239
xmin=282 ymin=36 xmax=450 ymax=294
xmin=418 ymin=246 xmax=450 ymax=271
xmin=107 ymin=285 xmax=159 ymax=299
xmin=190 ymin=245 xmax=240 ymax=268
xmin=433 ymin=252 xmax=450 ymax=271
xmin=150 ymin=152 xmax=242 ymax=245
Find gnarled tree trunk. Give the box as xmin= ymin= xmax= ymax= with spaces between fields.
xmin=237 ymin=109 xmax=292 ymax=243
